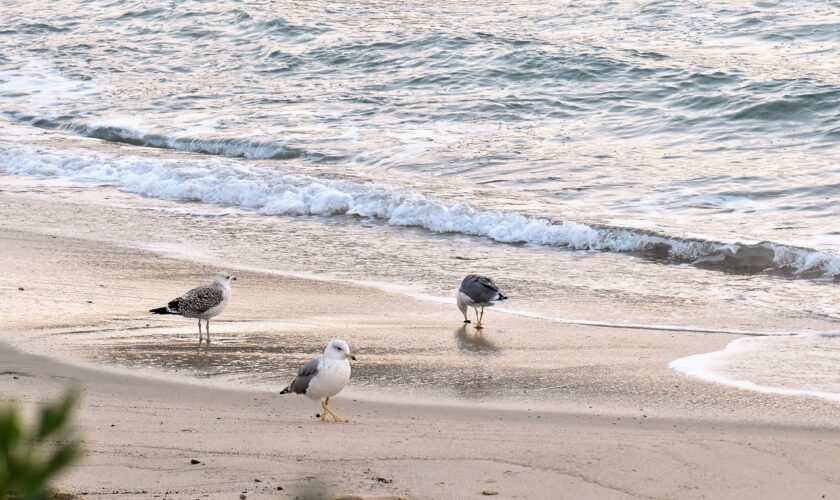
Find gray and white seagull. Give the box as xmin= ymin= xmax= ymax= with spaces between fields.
xmin=457 ymin=274 xmax=507 ymax=329
xmin=149 ymin=273 xmax=236 ymax=345
xmin=280 ymin=339 xmax=357 ymax=423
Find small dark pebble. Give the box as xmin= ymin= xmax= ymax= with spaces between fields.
xmin=254 ymin=479 xmax=261 ymax=483
xmin=110 ymin=424 xmax=115 ymax=427
xmin=375 ymin=477 xmax=393 ymax=484
xmin=18 ymin=287 xmax=24 ymax=291
xmin=13 ymin=376 xmax=18 ymax=380
xmin=190 ymin=459 xmax=201 ymax=465
xmin=482 ymin=491 xmax=499 ymax=496
xmin=315 ymin=413 xmax=321 ymax=418
xmin=276 ymin=486 xmax=284 ymax=491
xmin=240 ymin=495 xmax=246 ymax=500
xmin=85 ymin=300 xmax=93 ymax=304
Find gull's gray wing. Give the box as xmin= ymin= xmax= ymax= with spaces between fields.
xmin=280 ymin=357 xmax=322 ymax=395
xmin=459 ymin=274 xmax=506 ymax=303
xmin=175 ymin=283 xmax=225 ymax=315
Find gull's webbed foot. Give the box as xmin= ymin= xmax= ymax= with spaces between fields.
xmin=328 ymin=410 xmax=348 ymax=423
xmin=323 ymin=399 xmax=348 ymax=423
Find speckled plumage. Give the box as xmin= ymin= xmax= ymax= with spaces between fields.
xmin=149 ymin=273 xmax=235 ymax=346
xmin=167 ymin=283 xmax=227 ymax=318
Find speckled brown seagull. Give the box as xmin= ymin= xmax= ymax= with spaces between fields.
xmin=457 ymin=274 xmax=507 ymax=329
xmin=150 ymin=273 xmax=236 ymax=345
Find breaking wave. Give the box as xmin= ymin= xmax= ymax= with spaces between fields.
xmin=1 ymin=143 xmax=838 ymax=280
xmin=2 ymin=112 xmax=306 ymax=160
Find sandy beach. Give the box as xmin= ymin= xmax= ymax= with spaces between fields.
xmin=2 ymin=224 xmax=840 ymax=499
xmin=2 ymin=2 xmax=839 ymax=498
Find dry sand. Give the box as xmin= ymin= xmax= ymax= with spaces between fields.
xmin=2 ymin=229 xmax=840 ymax=499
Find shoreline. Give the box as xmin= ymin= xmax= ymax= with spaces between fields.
xmin=2 ymin=222 xmax=840 ymax=419
xmin=2 ymin=222 xmax=840 ymax=497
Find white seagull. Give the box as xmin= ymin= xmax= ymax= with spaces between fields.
xmin=456 ymin=274 xmax=507 ymax=329
xmin=280 ymin=339 xmax=357 ymax=423
xmin=149 ymin=273 xmax=236 ymax=345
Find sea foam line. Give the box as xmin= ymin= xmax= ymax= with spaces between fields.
xmin=669 ymin=335 xmax=840 ymax=403
xmin=138 ymin=243 xmax=840 ymax=338
xmin=1 ymin=142 xmax=839 ymax=279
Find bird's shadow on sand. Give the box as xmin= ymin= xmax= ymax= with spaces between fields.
xmin=454 ymin=325 xmax=500 ymax=355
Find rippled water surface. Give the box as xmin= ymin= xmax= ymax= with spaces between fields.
xmin=2 ymin=1 xmax=839 ymax=248
xmin=0 ymin=0 xmax=838 ymax=401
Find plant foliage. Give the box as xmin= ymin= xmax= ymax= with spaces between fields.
xmin=0 ymin=392 xmax=82 ymax=500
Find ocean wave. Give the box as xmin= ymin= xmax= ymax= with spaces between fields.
xmin=1 ymin=143 xmax=838 ymax=280
xmin=2 ymin=113 xmax=307 ymax=160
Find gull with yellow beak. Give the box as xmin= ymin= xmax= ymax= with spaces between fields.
xmin=280 ymin=339 xmax=357 ymax=422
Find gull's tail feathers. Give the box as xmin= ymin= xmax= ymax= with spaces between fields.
xmin=150 ymin=299 xmax=180 ymax=315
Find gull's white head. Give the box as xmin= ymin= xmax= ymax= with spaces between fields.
xmin=324 ymin=338 xmax=356 ymax=361
xmin=214 ymin=272 xmax=237 ymax=285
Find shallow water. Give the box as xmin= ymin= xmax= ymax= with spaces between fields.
xmin=0 ymin=0 xmax=838 ymax=402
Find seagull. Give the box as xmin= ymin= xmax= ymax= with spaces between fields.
xmin=457 ymin=274 xmax=507 ymax=329
xmin=149 ymin=273 xmax=236 ymax=345
xmin=280 ymin=339 xmax=357 ymax=423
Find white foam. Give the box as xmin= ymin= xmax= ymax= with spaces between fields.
xmin=1 ymin=142 xmax=839 ymax=278
xmin=0 ymin=60 xmax=103 ymax=116
xmin=670 ymin=335 xmax=840 ymax=403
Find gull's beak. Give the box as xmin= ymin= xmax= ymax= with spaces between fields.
xmin=347 ymin=353 xmax=357 ymax=361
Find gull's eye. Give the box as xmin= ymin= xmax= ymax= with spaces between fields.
xmin=335 ymin=346 xmax=342 ymax=351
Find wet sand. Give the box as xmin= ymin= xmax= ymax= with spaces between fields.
xmin=2 ymin=229 xmax=840 ymax=498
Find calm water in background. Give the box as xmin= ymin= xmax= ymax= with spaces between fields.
xmin=0 ymin=0 xmax=838 ymax=403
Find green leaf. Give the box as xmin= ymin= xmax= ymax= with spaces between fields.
xmin=36 ymin=393 xmax=78 ymax=441
xmin=0 ymin=391 xmax=82 ymax=499
xmin=0 ymin=408 xmax=22 ymax=451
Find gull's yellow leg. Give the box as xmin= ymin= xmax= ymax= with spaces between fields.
xmin=320 ymin=399 xmax=330 ymax=422
xmin=476 ymin=308 xmax=484 ymax=329
xmin=323 ymin=397 xmax=347 ymax=423
xmin=205 ymin=320 xmax=211 ymax=345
